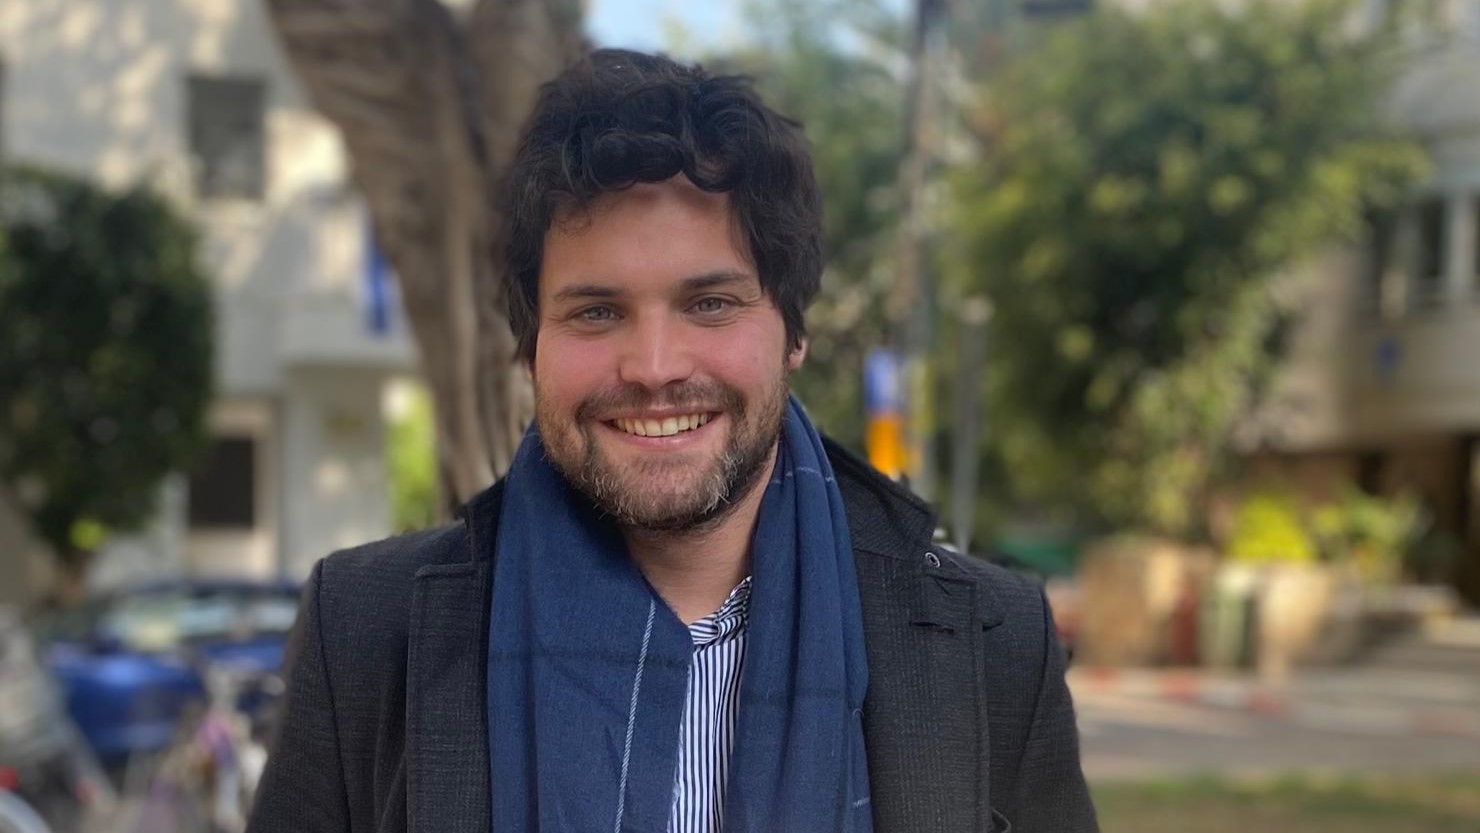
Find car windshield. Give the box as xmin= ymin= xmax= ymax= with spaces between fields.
xmin=93 ymin=587 xmax=299 ymax=653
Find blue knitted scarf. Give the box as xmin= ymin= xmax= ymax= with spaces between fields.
xmin=488 ymin=396 xmax=873 ymax=832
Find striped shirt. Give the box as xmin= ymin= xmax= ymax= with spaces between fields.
xmin=668 ymin=577 xmax=752 ymax=833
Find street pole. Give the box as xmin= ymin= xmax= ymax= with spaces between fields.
xmin=951 ymin=296 xmax=991 ymax=554
xmin=892 ymin=0 xmax=1092 ymax=505
xmin=893 ymin=0 xmax=950 ymax=501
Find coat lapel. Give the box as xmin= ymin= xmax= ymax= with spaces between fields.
xmin=827 ymin=439 xmax=1001 ymax=833
xmin=406 ymin=482 xmax=502 ymax=833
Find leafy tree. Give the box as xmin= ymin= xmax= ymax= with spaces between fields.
xmin=948 ymin=0 xmax=1426 ymax=537
xmin=266 ymin=0 xmax=583 ymax=511
xmin=709 ymin=0 xmax=909 ymax=448
xmin=386 ymin=381 xmax=440 ymax=533
xmin=0 ymin=166 xmax=213 ymax=588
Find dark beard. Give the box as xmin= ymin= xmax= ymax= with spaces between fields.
xmin=538 ymin=376 xmax=789 ymax=532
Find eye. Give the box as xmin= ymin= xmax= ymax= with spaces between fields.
xmin=691 ymin=296 xmax=732 ymax=315
xmin=576 ymin=305 xmax=617 ymax=323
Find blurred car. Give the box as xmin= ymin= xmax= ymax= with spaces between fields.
xmin=0 ymin=607 xmax=114 ymax=833
xmin=1043 ymin=575 xmax=1080 ymax=664
xmin=30 ymin=578 xmax=301 ymax=767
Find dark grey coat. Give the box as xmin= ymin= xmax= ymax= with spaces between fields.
xmin=247 ymin=439 xmax=1097 ymax=833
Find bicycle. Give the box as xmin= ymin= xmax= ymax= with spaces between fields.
xmin=0 ymin=791 xmax=51 ymax=833
xmin=119 ymin=660 xmax=281 ymax=833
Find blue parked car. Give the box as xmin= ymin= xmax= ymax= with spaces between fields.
xmin=31 ymin=578 xmax=301 ymax=767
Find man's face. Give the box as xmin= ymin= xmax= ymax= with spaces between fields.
xmin=532 ymin=177 xmax=804 ymax=531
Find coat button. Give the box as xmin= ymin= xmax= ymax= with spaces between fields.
xmin=924 ymin=551 xmax=941 ymax=568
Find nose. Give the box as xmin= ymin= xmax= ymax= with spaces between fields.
xmin=617 ymin=314 xmax=696 ymax=390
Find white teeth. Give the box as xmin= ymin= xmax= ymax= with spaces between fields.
xmin=614 ymin=413 xmax=711 ymax=437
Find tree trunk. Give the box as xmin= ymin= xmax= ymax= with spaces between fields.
xmin=52 ymin=548 xmax=93 ymax=609
xmin=264 ymin=0 xmax=583 ymax=512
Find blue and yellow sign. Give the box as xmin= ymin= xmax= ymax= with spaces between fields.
xmin=863 ymin=349 xmax=906 ymax=479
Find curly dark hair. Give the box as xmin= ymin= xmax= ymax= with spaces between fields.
xmin=501 ymin=48 xmax=823 ymax=360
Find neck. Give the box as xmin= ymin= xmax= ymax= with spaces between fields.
xmin=622 ymin=446 xmax=776 ymax=625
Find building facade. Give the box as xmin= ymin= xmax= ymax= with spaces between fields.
xmin=1250 ymin=5 xmax=1480 ymax=602
xmin=0 ymin=0 xmax=418 ymax=603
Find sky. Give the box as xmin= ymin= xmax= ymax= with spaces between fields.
xmin=585 ymin=0 xmax=748 ymax=55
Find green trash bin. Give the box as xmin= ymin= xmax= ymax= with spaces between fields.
xmin=1200 ymin=565 xmax=1259 ymax=668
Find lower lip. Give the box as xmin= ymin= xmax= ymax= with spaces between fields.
xmin=601 ymin=414 xmax=721 ymax=448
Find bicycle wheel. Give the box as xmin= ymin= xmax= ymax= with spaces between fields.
xmin=0 ymin=792 xmax=52 ymax=833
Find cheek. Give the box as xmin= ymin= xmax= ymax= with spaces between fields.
xmin=534 ymin=335 xmax=611 ymax=406
xmin=699 ymin=324 xmax=788 ymax=387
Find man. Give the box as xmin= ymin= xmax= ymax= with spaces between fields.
xmin=248 ymin=49 xmax=1096 ymax=833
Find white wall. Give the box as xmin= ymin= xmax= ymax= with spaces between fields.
xmin=1240 ymin=250 xmax=1365 ymax=452
xmin=0 ymin=0 xmax=416 ymax=398
xmin=0 ymin=0 xmax=332 ymax=196
xmin=88 ymin=475 xmax=189 ymax=591
xmin=278 ymin=367 xmax=392 ymax=578
xmin=1347 ymin=308 xmax=1480 ymax=438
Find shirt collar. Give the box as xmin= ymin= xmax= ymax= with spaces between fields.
xmin=687 ymin=576 xmax=752 ymax=647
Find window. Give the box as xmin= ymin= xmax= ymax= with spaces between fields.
xmin=186 ymin=75 xmax=266 ymax=200
xmin=1365 ymin=210 xmax=1396 ymax=308
xmin=1473 ymin=195 xmax=1480 ymax=292
xmin=1416 ymin=197 xmax=1446 ymax=300
xmin=187 ymin=436 xmax=257 ymax=528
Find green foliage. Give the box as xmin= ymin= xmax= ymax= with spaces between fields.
xmin=386 ymin=382 xmax=440 ymax=532
xmin=1311 ymin=488 xmax=1426 ymax=584
xmin=710 ymin=0 xmax=908 ymax=449
xmin=0 ymin=165 xmax=213 ymax=571
xmin=1225 ymin=486 xmax=1425 ymax=582
xmin=948 ymin=0 xmax=1427 ymax=535
xmin=1227 ymin=491 xmax=1317 ymax=565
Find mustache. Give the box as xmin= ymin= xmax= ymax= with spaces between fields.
xmin=575 ymin=380 xmax=745 ymax=422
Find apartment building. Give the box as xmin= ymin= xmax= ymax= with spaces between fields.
xmin=1249 ymin=5 xmax=1480 ymax=601
xmin=0 ymin=0 xmax=418 ymax=602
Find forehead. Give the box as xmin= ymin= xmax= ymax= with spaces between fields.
xmin=539 ymin=178 xmax=756 ymax=298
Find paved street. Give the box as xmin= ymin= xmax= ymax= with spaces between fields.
xmin=1072 ymin=621 xmax=1480 ymax=780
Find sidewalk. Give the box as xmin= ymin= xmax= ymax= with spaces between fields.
xmin=1070 ymin=618 xmax=1480 ymax=779
xmin=1071 ymin=615 xmax=1480 ymax=739
xmin=1069 ymin=664 xmax=1480 ymax=739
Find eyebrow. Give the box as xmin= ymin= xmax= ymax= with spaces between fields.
xmin=679 ymin=270 xmax=752 ymax=292
xmin=550 ymin=270 xmax=754 ymax=304
xmin=551 ymin=283 xmax=621 ymax=303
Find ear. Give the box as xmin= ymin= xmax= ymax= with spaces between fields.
xmin=522 ymin=330 xmax=539 ymax=379
xmin=786 ymin=336 xmax=808 ymax=372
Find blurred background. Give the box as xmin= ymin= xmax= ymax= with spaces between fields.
xmin=1 ymin=0 xmax=1479 ymax=831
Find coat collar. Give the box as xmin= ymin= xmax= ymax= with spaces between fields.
xmin=408 ymin=445 xmax=996 ymax=832
xmin=405 ymin=482 xmax=501 ymax=833
xmin=826 ymin=439 xmax=998 ymax=831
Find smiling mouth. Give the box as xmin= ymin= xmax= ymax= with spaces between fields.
xmin=608 ymin=413 xmax=714 ymax=438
